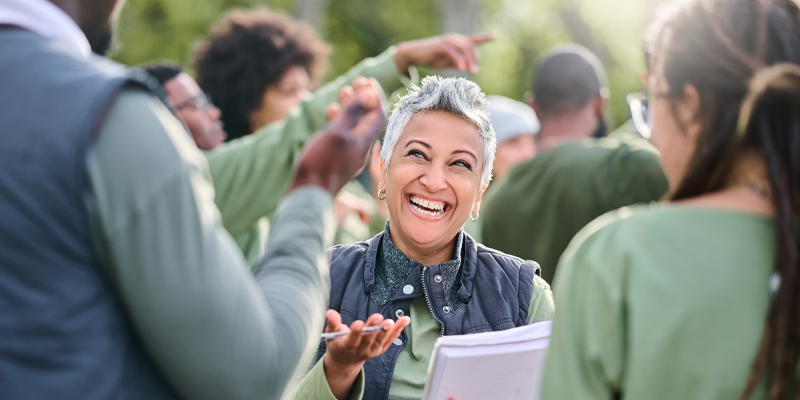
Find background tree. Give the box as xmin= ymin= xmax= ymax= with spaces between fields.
xmin=114 ymin=0 xmax=660 ymax=128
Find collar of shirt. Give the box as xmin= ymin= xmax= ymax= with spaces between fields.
xmin=0 ymin=0 xmax=91 ymax=58
xmin=370 ymin=222 xmax=465 ymax=310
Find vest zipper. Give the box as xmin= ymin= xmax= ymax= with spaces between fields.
xmin=421 ymin=266 xmax=446 ymax=336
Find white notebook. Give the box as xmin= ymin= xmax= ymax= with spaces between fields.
xmin=421 ymin=321 xmax=552 ymax=400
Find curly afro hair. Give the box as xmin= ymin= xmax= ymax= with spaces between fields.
xmin=194 ymin=9 xmax=330 ymax=140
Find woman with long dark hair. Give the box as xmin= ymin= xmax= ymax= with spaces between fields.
xmin=541 ymin=0 xmax=800 ymax=398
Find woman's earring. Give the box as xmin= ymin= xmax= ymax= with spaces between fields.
xmin=470 ymin=206 xmax=480 ymax=221
xmin=377 ymin=188 xmax=386 ymax=200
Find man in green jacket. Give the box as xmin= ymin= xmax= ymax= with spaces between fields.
xmin=202 ymin=34 xmax=496 ymax=265
xmin=481 ymin=45 xmax=669 ymax=284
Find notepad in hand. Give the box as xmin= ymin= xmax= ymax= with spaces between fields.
xmin=421 ymin=321 xmax=552 ymax=400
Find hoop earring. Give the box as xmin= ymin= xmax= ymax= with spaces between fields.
xmin=470 ymin=210 xmax=480 ymax=221
xmin=377 ymin=188 xmax=386 ymax=200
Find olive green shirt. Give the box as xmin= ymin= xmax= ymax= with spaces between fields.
xmin=206 ymin=48 xmax=414 ymax=265
xmin=542 ymin=205 xmax=775 ymax=399
xmin=481 ymin=135 xmax=668 ymax=284
xmin=87 ymin=88 xmax=335 ymax=400
xmin=291 ymin=267 xmax=555 ymax=400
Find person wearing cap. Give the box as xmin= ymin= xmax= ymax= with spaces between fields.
xmin=481 ymin=44 xmax=669 ymax=284
xmin=463 ymin=95 xmax=539 ymax=242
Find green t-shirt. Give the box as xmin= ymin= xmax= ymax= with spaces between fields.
xmin=481 ymin=135 xmax=668 ymax=284
xmin=542 ymin=205 xmax=775 ymax=399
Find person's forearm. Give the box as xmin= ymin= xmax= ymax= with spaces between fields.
xmin=288 ymin=355 xmax=365 ymax=400
xmin=323 ymin=354 xmax=363 ymax=400
xmin=90 ymin=90 xmax=337 ymax=400
xmin=208 ymin=47 xmax=410 ymax=238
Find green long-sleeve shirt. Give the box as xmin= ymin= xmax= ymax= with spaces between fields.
xmin=87 ymin=87 xmax=336 ymax=400
xmin=541 ymin=205 xmax=775 ymax=399
xmin=206 ymin=48 xmax=414 ymax=266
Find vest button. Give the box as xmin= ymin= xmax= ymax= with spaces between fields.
xmin=434 ymin=274 xmax=443 ymax=283
xmin=442 ymin=305 xmax=451 ymax=313
xmin=393 ymin=338 xmax=403 ymax=346
xmin=403 ymin=284 xmax=414 ymax=294
xmin=395 ymin=309 xmax=405 ymax=318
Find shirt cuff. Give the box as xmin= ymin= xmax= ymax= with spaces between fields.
xmin=298 ymin=355 xmax=365 ymax=400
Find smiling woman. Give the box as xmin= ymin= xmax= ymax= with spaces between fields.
xmin=290 ymin=76 xmax=555 ymax=400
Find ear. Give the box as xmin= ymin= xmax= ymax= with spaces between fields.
xmin=679 ymin=83 xmax=703 ymax=138
xmin=529 ymin=99 xmax=541 ymax=117
xmin=378 ymin=159 xmax=388 ymax=190
xmin=473 ymin=181 xmax=489 ymax=211
xmin=595 ymin=94 xmax=606 ymax=116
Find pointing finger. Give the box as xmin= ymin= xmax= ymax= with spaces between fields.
xmin=467 ymin=33 xmax=498 ymax=44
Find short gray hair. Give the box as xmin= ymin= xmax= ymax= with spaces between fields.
xmin=380 ymin=76 xmax=496 ymax=187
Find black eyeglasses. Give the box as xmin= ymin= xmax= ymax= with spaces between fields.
xmin=627 ymin=92 xmax=653 ymax=139
xmin=176 ymin=93 xmax=214 ymax=113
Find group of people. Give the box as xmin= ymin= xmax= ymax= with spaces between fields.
xmin=1 ymin=0 xmax=800 ymax=399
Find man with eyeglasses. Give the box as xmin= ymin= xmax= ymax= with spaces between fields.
xmin=144 ymin=62 xmax=227 ymax=150
xmin=481 ymin=44 xmax=669 ymax=285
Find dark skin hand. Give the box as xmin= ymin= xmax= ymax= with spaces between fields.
xmin=394 ymin=33 xmax=498 ymax=74
xmin=288 ymin=78 xmax=386 ymax=196
xmin=323 ymin=310 xmax=411 ymax=400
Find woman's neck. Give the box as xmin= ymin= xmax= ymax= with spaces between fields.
xmin=675 ymin=151 xmax=775 ymax=215
xmin=387 ymin=227 xmax=457 ymax=266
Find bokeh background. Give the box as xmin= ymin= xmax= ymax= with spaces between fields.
xmin=113 ymin=0 xmax=660 ymax=129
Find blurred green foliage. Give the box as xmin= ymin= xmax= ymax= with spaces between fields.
xmin=113 ymin=0 xmax=655 ymax=128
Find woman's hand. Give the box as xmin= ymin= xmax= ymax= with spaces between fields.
xmin=394 ymin=33 xmax=497 ymax=73
xmin=322 ymin=310 xmax=410 ymax=400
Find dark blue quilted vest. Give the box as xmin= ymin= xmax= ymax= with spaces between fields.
xmin=0 ymin=28 xmax=178 ymax=400
xmin=316 ymin=230 xmax=538 ymax=399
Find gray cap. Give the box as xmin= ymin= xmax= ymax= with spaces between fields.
xmin=486 ymin=95 xmax=540 ymax=143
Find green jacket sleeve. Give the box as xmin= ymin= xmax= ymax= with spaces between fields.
xmin=527 ymin=275 xmax=555 ymax=324
xmin=207 ymin=47 xmax=412 ymax=239
xmin=87 ymin=88 xmax=335 ymax=400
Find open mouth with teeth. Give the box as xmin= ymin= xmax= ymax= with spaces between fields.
xmin=408 ymin=195 xmax=449 ymax=217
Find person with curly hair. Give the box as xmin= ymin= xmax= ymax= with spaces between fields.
xmin=194 ymin=9 xmax=330 ymax=141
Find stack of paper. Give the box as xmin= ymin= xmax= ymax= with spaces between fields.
xmin=421 ymin=321 xmax=552 ymax=400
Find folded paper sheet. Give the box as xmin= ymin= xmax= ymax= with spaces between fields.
xmin=422 ymin=321 xmax=552 ymax=400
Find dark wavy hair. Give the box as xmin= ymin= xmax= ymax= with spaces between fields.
xmin=193 ymin=9 xmax=330 ymax=140
xmin=650 ymin=0 xmax=800 ymax=398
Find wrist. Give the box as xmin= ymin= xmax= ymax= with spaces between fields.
xmin=393 ymin=43 xmax=412 ymax=74
xmin=324 ymin=353 xmax=363 ymax=381
xmin=289 ymin=169 xmax=333 ymax=194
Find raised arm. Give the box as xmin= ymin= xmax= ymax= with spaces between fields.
xmin=87 ymin=81 xmax=386 ymax=400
